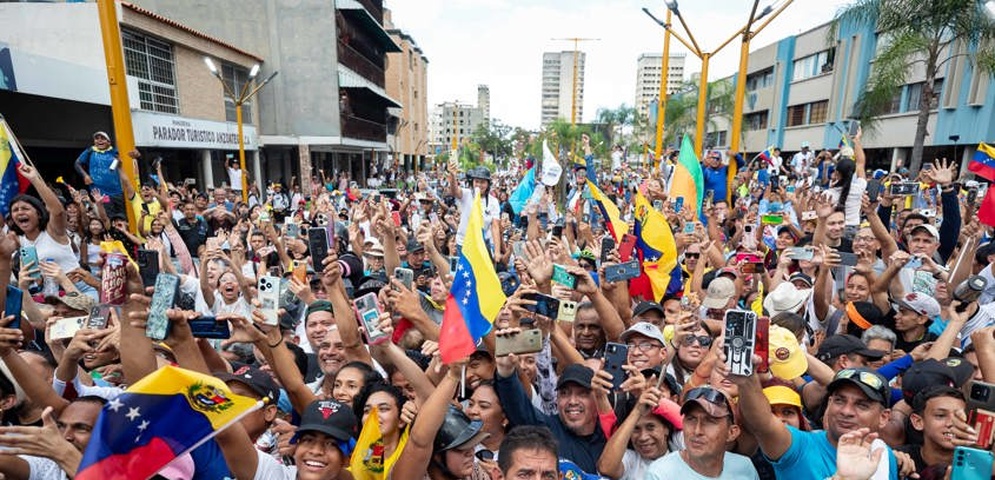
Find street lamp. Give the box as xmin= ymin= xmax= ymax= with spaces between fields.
xmin=204 ymin=56 xmax=278 ymax=202
xmin=986 ymin=0 xmax=995 ymax=19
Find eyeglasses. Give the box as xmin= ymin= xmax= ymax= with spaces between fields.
xmin=853 ymin=235 xmax=876 ymax=243
xmin=626 ymin=341 xmax=663 ymax=352
xmin=834 ymin=368 xmax=885 ymax=391
xmin=683 ymin=335 xmax=713 ymax=347
xmin=685 ymin=253 xmax=701 ymax=259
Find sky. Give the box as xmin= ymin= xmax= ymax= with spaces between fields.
xmin=386 ymin=0 xmax=854 ymax=130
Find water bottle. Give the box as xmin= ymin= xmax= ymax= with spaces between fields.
xmin=42 ymin=258 xmax=59 ymax=297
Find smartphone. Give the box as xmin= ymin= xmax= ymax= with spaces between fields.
xmin=890 ymin=182 xmax=919 ymax=196
xmin=967 ymin=380 xmax=995 ymax=449
xmin=678 ymin=221 xmax=694 ymax=235
xmin=552 ymin=224 xmax=564 ymax=238
xmin=206 ymin=237 xmax=221 ymax=252
xmin=655 ymin=199 xmax=666 ymax=212
xmin=603 ymin=342 xmax=630 ymax=390
xmin=257 ymin=275 xmax=281 ymax=326
xmin=494 ymin=329 xmax=543 ymax=356
xmin=188 ymin=316 xmax=232 ymax=339
xmin=761 ymin=214 xmax=783 ymax=225
xmin=724 ymin=309 xmax=758 ymax=376
xmin=604 ymin=260 xmax=641 ymax=282
xmin=50 ymin=316 xmax=88 ymax=340
xmin=522 ymin=293 xmax=561 ymax=318
xmin=146 ymin=273 xmax=180 ymax=341
xmin=449 ymin=256 xmax=459 ymax=272
xmin=904 ymin=256 xmax=924 ymax=270
xmin=394 ymin=268 xmax=414 ymax=291
xmin=951 ymin=446 xmax=994 ymax=480
xmin=847 ymin=119 xmax=861 ymax=137
xmin=600 ymin=237 xmax=616 ymax=263
xmin=618 ymin=234 xmax=637 ymax=262
xmin=354 ymin=292 xmax=389 ymax=345
xmin=391 ymin=211 xmax=402 ymax=227
xmin=754 ymin=317 xmax=770 ymax=374
xmin=837 ymin=252 xmax=859 ymax=267
xmin=285 ymin=222 xmax=301 ymax=239
xmin=704 ymin=189 xmax=715 ymax=207
xmin=308 ymin=227 xmax=330 ymax=271
xmin=475 ymin=450 xmax=494 ymax=462
xmin=86 ymin=304 xmax=110 ymax=330
xmin=292 ymin=260 xmax=307 ymax=284
xmin=968 ymin=188 xmax=979 ymax=205
xmin=801 ymin=211 xmax=818 ymax=221
xmin=137 ymin=249 xmax=160 ymax=288
xmin=923 ymin=162 xmax=934 ymax=172
xmin=551 ymin=264 xmax=577 ymax=289
xmin=19 ymin=246 xmax=41 ymax=281
xmin=558 ymin=300 xmax=578 ymax=322
xmin=785 ymin=247 xmax=814 ymax=261
xmin=786 ymin=185 xmax=796 ymax=193
xmin=4 ymin=286 xmax=22 ymax=330
xmin=867 ymin=179 xmax=882 ymax=203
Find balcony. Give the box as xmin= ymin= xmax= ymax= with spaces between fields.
xmin=342 ymin=114 xmax=386 ymax=142
xmin=355 ymin=0 xmax=383 ymax=24
xmin=338 ymin=40 xmax=385 ymax=88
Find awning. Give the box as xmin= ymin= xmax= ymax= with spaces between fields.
xmin=336 ymin=0 xmax=401 ymax=53
xmin=338 ymin=65 xmax=402 ymax=108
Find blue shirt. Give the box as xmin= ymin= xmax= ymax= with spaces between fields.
xmin=76 ymin=147 xmax=123 ymax=196
xmin=767 ymin=426 xmax=897 ymax=480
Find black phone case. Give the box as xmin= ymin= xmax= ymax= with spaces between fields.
xmin=137 ymin=249 xmax=160 ymax=288
xmin=189 ymin=317 xmax=231 ymax=339
xmin=308 ymin=228 xmax=330 ymax=269
xmin=603 ymin=342 xmax=629 ymax=390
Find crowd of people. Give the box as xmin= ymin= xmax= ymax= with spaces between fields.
xmin=0 ymin=125 xmax=993 ymax=480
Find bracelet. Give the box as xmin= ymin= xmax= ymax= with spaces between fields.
xmin=267 ymin=338 xmax=283 ymax=349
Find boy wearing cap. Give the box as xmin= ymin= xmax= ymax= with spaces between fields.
xmin=892 ymin=293 xmax=940 ymax=352
xmin=731 ymin=367 xmax=898 ymax=479
xmin=895 ymin=386 xmax=971 ymax=475
xmin=645 ymin=386 xmax=758 ymax=479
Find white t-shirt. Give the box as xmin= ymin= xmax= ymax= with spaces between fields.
xmin=766 ymin=155 xmax=783 ymax=176
xmin=24 ymin=455 xmax=70 ymax=480
xmin=621 ymin=449 xmax=653 ymax=480
xmin=456 ymin=187 xmax=501 ymax=245
xmin=253 ymin=449 xmax=297 ymax=480
xmin=211 ymin=291 xmax=252 ymax=319
xmin=646 ymin=450 xmax=759 ymax=480
xmin=227 ymin=166 xmax=243 ymax=191
xmin=826 ymin=176 xmax=868 ymax=227
xmin=791 ymin=151 xmax=814 ymax=175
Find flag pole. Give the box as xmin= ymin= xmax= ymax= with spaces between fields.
xmin=0 ymin=116 xmax=36 ymax=168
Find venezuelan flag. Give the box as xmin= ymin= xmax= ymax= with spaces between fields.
xmin=439 ymin=193 xmax=506 ymax=364
xmin=629 ymin=191 xmax=678 ymax=302
xmin=587 ymin=179 xmax=629 ymax=242
xmin=76 ymin=366 xmax=261 ymax=480
xmin=969 ymin=142 xmax=995 ymax=182
xmin=669 ymin=135 xmax=704 ymax=217
xmin=0 ymin=119 xmax=31 ymax=217
xmin=351 ymin=406 xmax=410 ymax=480
xmin=757 ymin=147 xmax=772 ymax=164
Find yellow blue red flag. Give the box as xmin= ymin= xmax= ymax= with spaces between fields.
xmin=631 ymin=191 xmax=678 ymax=302
xmin=439 ymin=193 xmax=506 ymax=364
xmin=76 ymin=366 xmax=261 ymax=480
xmin=350 ymin=406 xmax=410 ymax=480
xmin=587 ymin=179 xmax=629 ymax=242
xmin=0 ymin=119 xmax=31 ymax=217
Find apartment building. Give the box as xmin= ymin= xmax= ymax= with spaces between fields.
xmin=385 ymin=8 xmax=429 ymax=173
xmin=541 ymin=50 xmax=586 ymax=127
xmin=634 ymin=52 xmax=686 ymax=119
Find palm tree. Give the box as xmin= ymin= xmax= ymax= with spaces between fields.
xmin=831 ymin=0 xmax=995 ymax=172
xmin=660 ymin=79 xmax=734 ymax=147
xmin=595 ymin=104 xmax=638 ymax=147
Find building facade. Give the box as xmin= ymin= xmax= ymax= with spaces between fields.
xmin=384 ymin=8 xmax=429 ymax=174
xmin=427 ymin=91 xmax=489 ymax=157
xmin=0 ymin=1 xmax=263 ymax=188
xmin=130 ymin=0 xmax=402 ymax=191
xmin=703 ymin=20 xmax=994 ymax=169
xmin=541 ymin=50 xmax=586 ymax=127
xmin=634 ymin=52 xmax=686 ymax=119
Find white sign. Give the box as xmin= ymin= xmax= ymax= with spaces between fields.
xmin=132 ymin=111 xmax=257 ymax=151
xmin=540 ymin=139 xmax=562 ymax=186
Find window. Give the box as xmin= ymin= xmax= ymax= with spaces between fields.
xmin=706 ymin=131 xmax=728 ymax=147
xmin=222 ymin=64 xmax=253 ymax=124
xmin=786 ymin=100 xmax=829 ymax=127
xmin=122 ymin=30 xmax=178 ymax=114
xmin=968 ymin=69 xmax=989 ymax=105
xmin=744 ymin=110 xmax=769 ymax=131
xmin=746 ymin=68 xmax=774 ymax=91
xmin=905 ymin=79 xmax=944 ymax=112
xmin=791 ymin=49 xmax=834 ymax=82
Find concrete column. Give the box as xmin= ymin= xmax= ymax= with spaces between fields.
xmin=252 ymin=150 xmax=262 ymax=193
xmin=201 ymin=150 xmax=215 ymax=189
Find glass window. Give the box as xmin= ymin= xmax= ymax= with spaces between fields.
xmin=809 ymin=101 xmax=828 ymax=124
xmin=123 ymin=30 xmax=178 ymax=114
xmin=791 ymin=50 xmax=833 ymax=82
xmin=787 ymin=104 xmax=806 ymax=127
xmin=746 ymin=68 xmax=774 ymax=91
xmin=745 ymin=110 xmax=769 ymax=131
xmin=222 ymin=64 xmax=253 ymax=124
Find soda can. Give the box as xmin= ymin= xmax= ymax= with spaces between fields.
xmin=100 ymin=253 xmax=128 ymax=305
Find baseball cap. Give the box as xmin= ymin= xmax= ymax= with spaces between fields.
xmin=788 ymin=272 xmax=813 ymax=288
xmin=763 ymin=385 xmax=802 ymax=408
xmin=768 ymin=325 xmax=807 ymax=380
xmin=556 ymin=364 xmax=594 ymax=390
xmin=55 ymin=291 xmax=95 ymax=313
xmin=763 ymin=283 xmax=812 ymax=318
xmin=901 ymin=359 xmax=956 ymax=403
xmin=435 ymin=405 xmax=489 ymax=452
xmin=895 ymin=292 xmax=941 ymax=318
xmin=827 ymin=368 xmax=889 ymax=406
xmin=702 ymin=277 xmax=736 ymax=309
xmin=632 ymin=301 xmax=665 ymax=318
xmin=93 ymin=131 xmax=110 ymax=140
xmin=942 ymin=357 xmax=974 ymax=387
xmin=297 ymin=399 xmax=358 ymax=444
xmin=681 ymin=386 xmax=734 ymax=419
xmin=620 ymin=322 xmax=666 ymax=346
xmin=216 ymin=365 xmax=280 ymax=404
xmin=365 ymin=239 xmax=385 ymax=257
xmin=909 ymin=224 xmax=940 ymax=241
xmin=800 ymin=141 xmax=811 ymax=149
xmin=816 ymin=334 xmax=886 ymax=363
xmin=406 ymin=239 xmax=425 ymax=253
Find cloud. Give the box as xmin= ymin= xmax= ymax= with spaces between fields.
xmin=386 ymin=0 xmax=853 ymax=130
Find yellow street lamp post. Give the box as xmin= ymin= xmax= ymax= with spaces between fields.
xmin=204 ymin=58 xmax=278 ymax=203
xmin=642 ymin=7 xmax=673 ymax=170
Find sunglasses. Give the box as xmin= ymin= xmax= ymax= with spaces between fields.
xmin=683 ymin=335 xmax=713 ymax=347
xmin=685 ymin=386 xmax=732 ymax=414
xmin=685 ymin=252 xmax=701 ymax=259
xmin=835 ymin=368 xmax=885 ymax=391
xmin=626 ymin=341 xmax=664 ymax=352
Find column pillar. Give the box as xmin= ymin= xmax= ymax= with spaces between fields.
xmin=201 ymin=150 xmax=215 ymax=189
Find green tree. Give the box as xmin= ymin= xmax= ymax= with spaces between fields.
xmin=831 ymin=0 xmax=995 ymax=172
xmin=657 ymin=78 xmax=734 ymax=147
xmin=595 ymin=103 xmax=638 ymax=147
xmin=470 ymin=119 xmax=514 ymax=167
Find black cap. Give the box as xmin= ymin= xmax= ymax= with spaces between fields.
xmin=902 ymin=359 xmax=956 ymax=403
xmin=816 ymin=334 xmax=885 ymax=363
xmin=632 ymin=301 xmax=665 ymax=318
xmin=354 ymin=276 xmax=387 ymax=299
xmin=556 ymin=364 xmax=594 ymax=390
xmin=435 ymin=405 xmax=489 ymax=452
xmin=942 ymin=357 xmax=974 ymax=387
xmin=640 ymin=367 xmax=682 ymax=397
xmin=827 ymin=368 xmax=890 ymax=406
xmin=216 ymin=365 xmax=280 ymax=404
xmin=406 ymin=239 xmax=425 ymax=253
xmin=297 ymin=399 xmax=357 ymax=443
